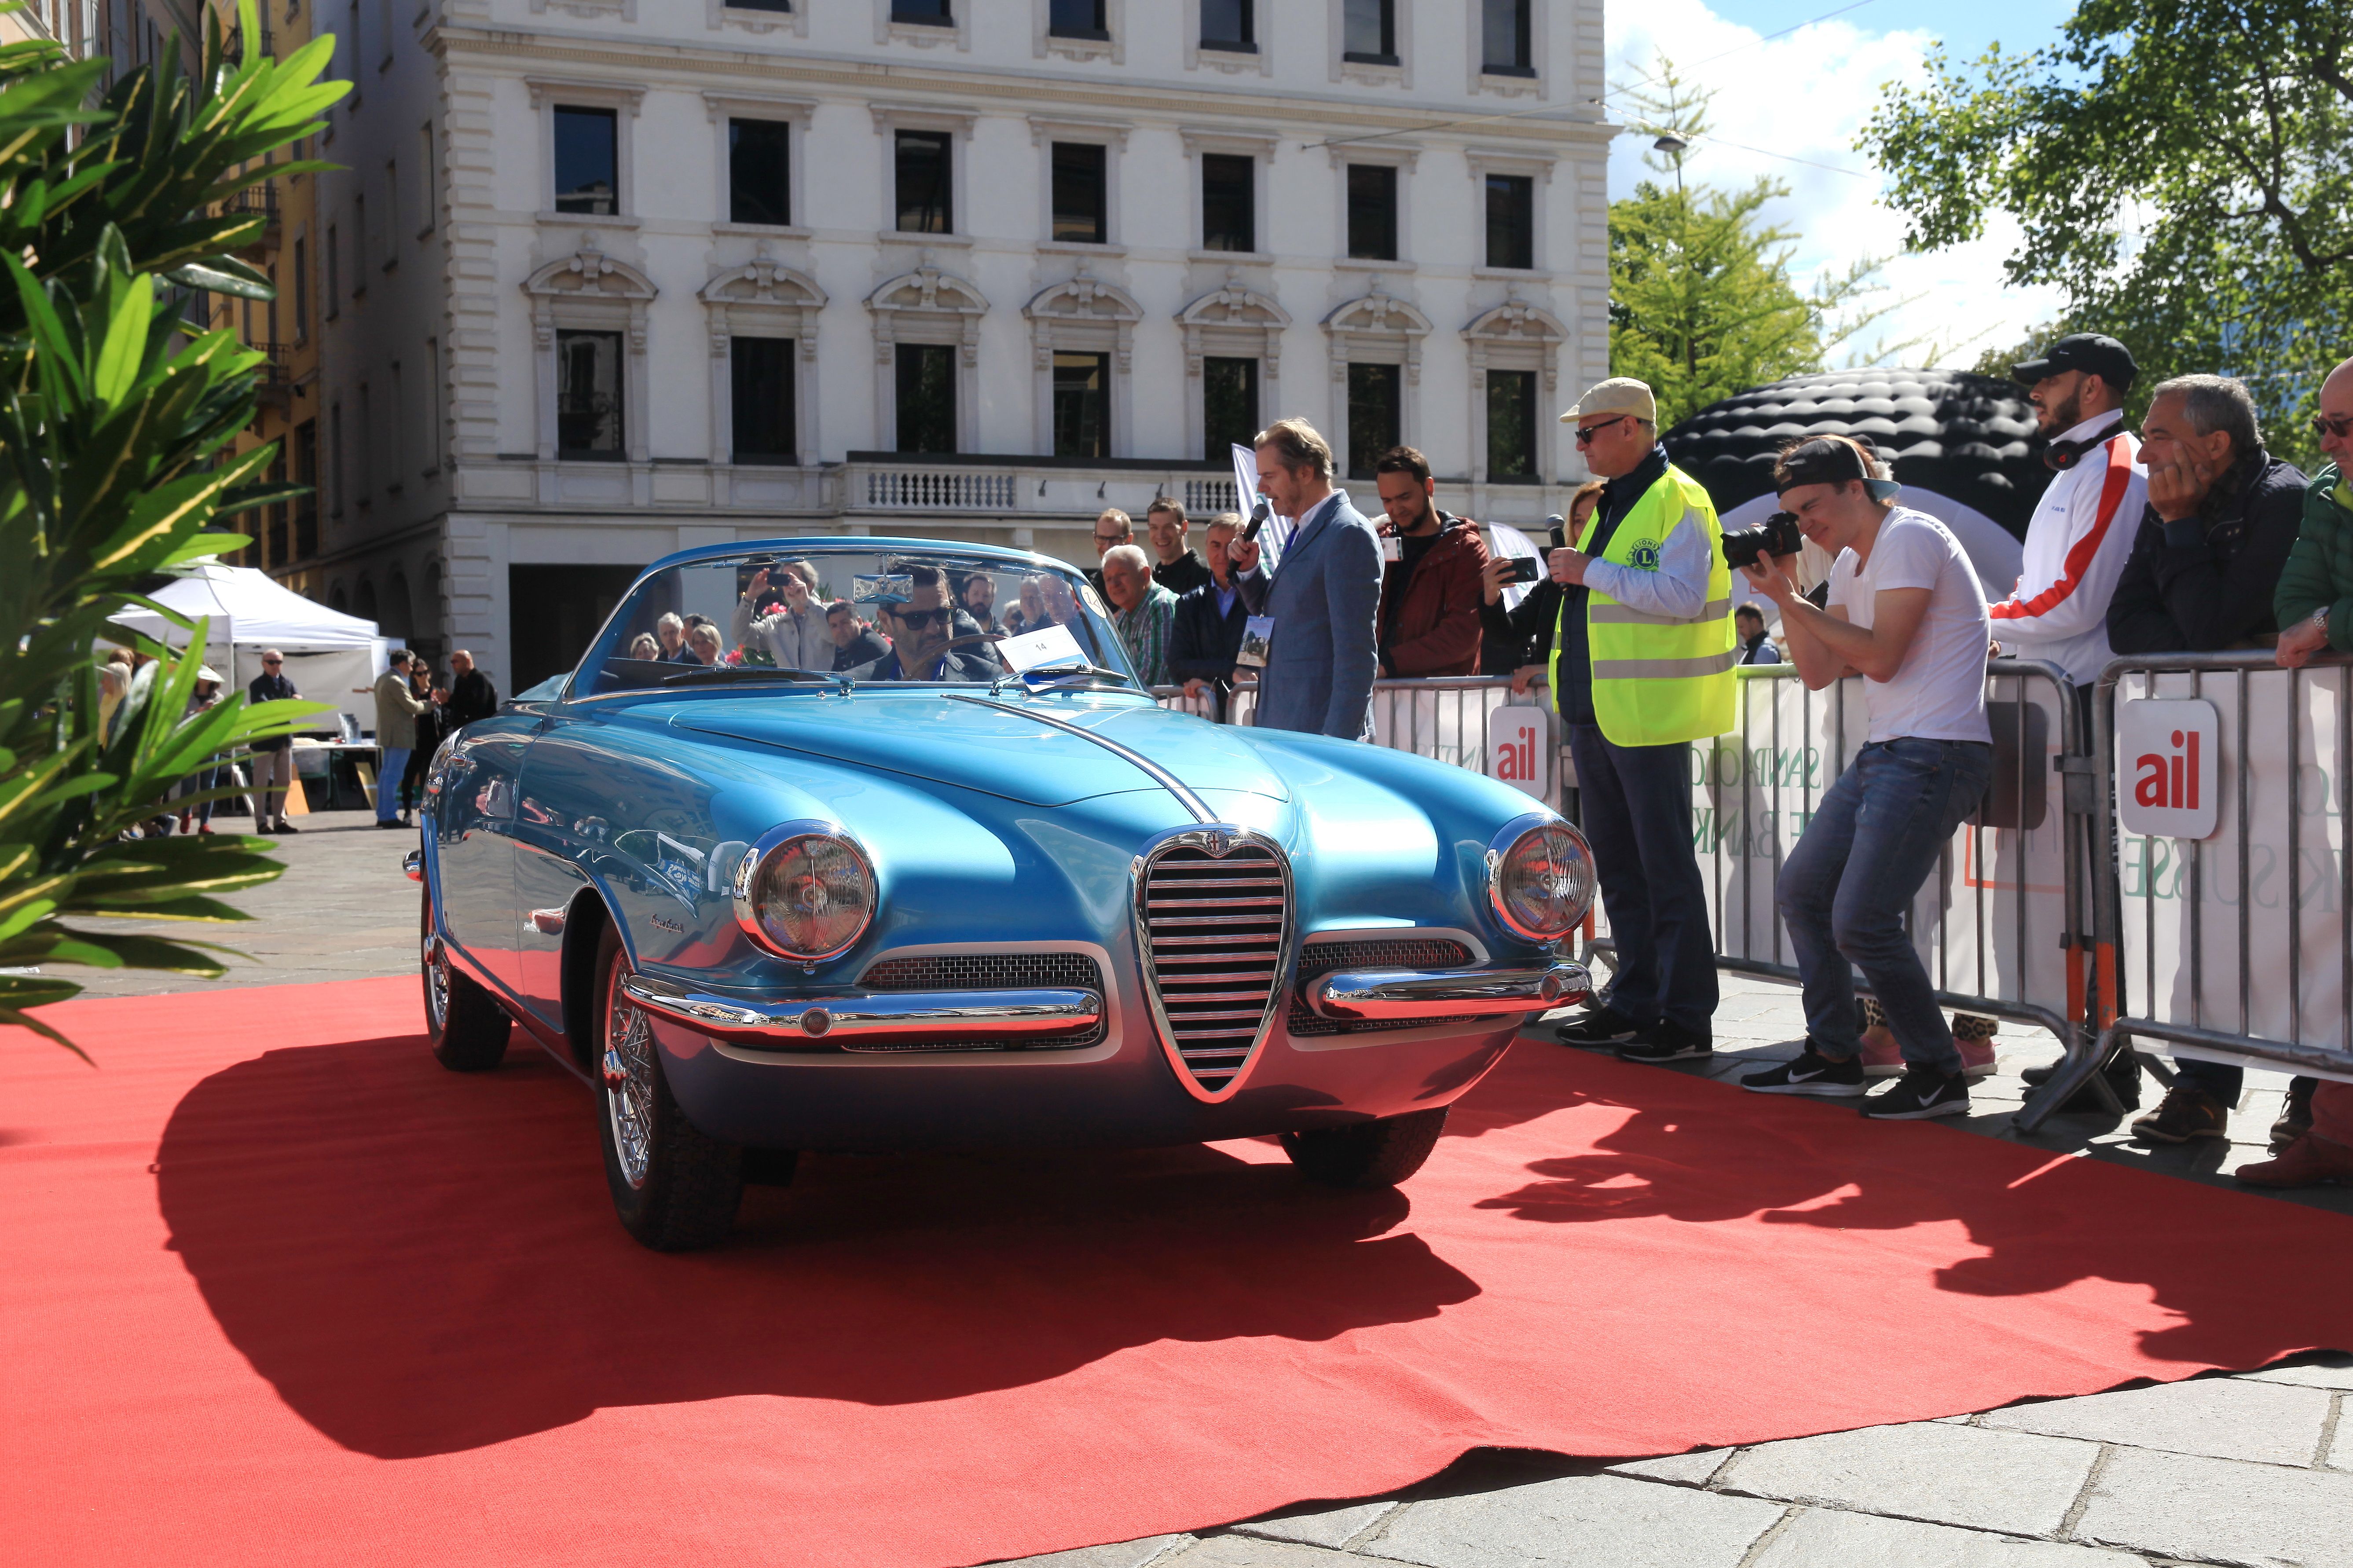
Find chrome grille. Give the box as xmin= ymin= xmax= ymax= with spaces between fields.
xmin=1137 ymin=839 xmax=1290 ymax=1093
xmin=1290 ymin=937 xmax=1477 ymax=1036
xmin=844 ymin=951 xmax=1106 ymax=1053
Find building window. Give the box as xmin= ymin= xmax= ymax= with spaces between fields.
xmin=1051 ymin=141 xmax=1107 ymax=244
xmin=387 ymin=360 xmax=405 ymax=488
xmin=381 ymin=158 xmax=399 ymax=266
xmin=1346 ymin=164 xmax=1397 ymax=260
xmin=1049 ymin=0 xmax=1106 ymax=38
xmin=327 ymin=403 xmax=344 ymax=517
xmin=1343 ymin=0 xmax=1395 ymax=64
xmin=1202 ymin=356 xmax=1258 ymax=462
xmin=424 ymin=337 xmax=443 ymax=474
xmin=1200 ymin=0 xmax=1252 ymax=50
xmin=553 ymin=106 xmax=618 ymax=215
xmin=352 ymin=193 xmax=366 ymax=281
xmin=733 ymin=0 xmax=791 ymax=11
xmin=894 ymin=129 xmax=953 ymax=234
xmin=1202 ymin=153 xmax=1254 ymax=253
xmin=1053 ymin=352 xmax=1110 ymax=458
xmin=1485 ymin=174 xmax=1533 ymax=269
xmin=292 ymin=235 xmax=309 ymax=341
xmin=892 ymin=0 xmax=951 ymax=23
xmin=729 ymin=118 xmax=791 ymax=226
xmin=1481 ymin=0 xmax=1531 ymax=74
xmin=557 ymin=329 xmax=625 ymax=458
xmin=1488 ymin=369 xmax=1537 ymax=479
xmin=896 ymin=344 xmax=957 ymax=454
xmin=1347 ymin=363 xmax=1400 ymax=478
xmin=418 ymin=122 xmax=435 ymax=235
xmin=266 ymin=451 xmax=289 ymax=564
xmin=355 ymin=383 xmax=373 ymax=497
xmin=324 ymin=225 xmax=339 ymax=317
xmin=732 ymin=337 xmax=798 ymax=463
xmin=293 ymin=419 xmax=319 ymax=559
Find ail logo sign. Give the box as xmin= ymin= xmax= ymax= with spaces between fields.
xmin=1487 ymin=706 xmax=1552 ymax=799
xmin=2115 ymin=698 xmax=2219 ymax=840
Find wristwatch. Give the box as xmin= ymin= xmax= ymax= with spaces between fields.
xmin=2315 ymin=606 xmax=2332 ymax=634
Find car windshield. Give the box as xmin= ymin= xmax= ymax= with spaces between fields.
xmin=569 ymin=546 xmax=1138 ymax=698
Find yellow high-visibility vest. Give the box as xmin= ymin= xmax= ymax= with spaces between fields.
xmin=1550 ymin=463 xmax=1737 ymax=747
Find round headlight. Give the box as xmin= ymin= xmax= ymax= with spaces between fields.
xmin=1487 ymin=817 xmax=1597 ymax=943
xmin=732 ymin=824 xmax=876 ymax=962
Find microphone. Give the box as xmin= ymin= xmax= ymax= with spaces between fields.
xmin=1242 ymin=496 xmax=1272 ymax=542
xmin=1544 ymin=513 xmax=1567 ymax=550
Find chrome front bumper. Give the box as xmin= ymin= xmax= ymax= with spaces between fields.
xmin=1306 ymin=961 xmax=1590 ymax=1022
xmin=621 ymin=971 xmax=1103 ymax=1048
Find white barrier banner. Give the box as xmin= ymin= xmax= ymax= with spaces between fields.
xmin=1686 ymin=667 xmax=2075 ymax=1017
xmin=2116 ymin=667 xmax=2350 ymax=1054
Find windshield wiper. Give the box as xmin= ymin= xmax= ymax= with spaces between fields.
xmin=989 ymin=662 xmax=1135 ymax=696
xmin=658 ymin=666 xmax=849 ymax=694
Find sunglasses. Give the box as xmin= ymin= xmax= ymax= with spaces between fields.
xmin=262 ymin=658 xmax=282 ymax=666
xmin=2313 ymin=413 xmax=2353 ymax=440
xmin=1575 ymin=414 xmax=1638 ymax=445
xmin=894 ymin=607 xmax=950 ymax=629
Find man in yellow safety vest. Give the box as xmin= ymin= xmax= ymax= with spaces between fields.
xmin=1547 ymin=378 xmax=1738 ymax=1064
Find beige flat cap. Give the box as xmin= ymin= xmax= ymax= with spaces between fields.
xmin=1561 ymin=377 xmax=1657 ymax=425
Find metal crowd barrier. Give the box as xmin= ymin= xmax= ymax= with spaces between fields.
xmin=1655 ymin=660 xmax=2100 ymax=1075
xmin=2021 ymin=650 xmax=2353 ymax=1130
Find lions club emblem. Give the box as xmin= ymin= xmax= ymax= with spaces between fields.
xmin=1627 ymin=538 xmax=1662 ymax=572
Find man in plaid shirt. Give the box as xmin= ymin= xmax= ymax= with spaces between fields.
xmin=1102 ymin=544 xmax=1179 ymax=686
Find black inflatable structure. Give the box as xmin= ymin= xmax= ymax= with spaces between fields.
xmin=1663 ymin=368 xmax=2055 ymax=542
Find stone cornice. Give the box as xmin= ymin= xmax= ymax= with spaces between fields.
xmin=424 ymin=25 xmax=1612 ymax=150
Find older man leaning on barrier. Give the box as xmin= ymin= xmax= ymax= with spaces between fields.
xmin=2104 ymin=374 xmax=2310 ymax=1147
xmin=1544 ymin=377 xmax=1736 ymax=1065
xmin=1103 ymin=544 xmax=1178 ymax=687
xmin=1735 ymin=435 xmax=1997 ymax=1121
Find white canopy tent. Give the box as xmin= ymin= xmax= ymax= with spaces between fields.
xmin=109 ymin=563 xmax=390 ymax=735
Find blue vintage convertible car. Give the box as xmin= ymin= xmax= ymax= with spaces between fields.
xmin=410 ymin=539 xmax=1595 ymax=1248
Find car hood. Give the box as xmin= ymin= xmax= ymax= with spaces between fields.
xmin=672 ymin=693 xmax=1290 ymax=808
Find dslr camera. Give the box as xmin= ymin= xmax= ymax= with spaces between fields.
xmin=1721 ymin=510 xmax=1803 ymax=572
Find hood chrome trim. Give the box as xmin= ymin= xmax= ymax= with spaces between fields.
xmin=944 ymin=694 xmax=1214 ymax=823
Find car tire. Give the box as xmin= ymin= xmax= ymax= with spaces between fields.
xmin=422 ymin=885 xmax=509 ymax=1071
xmin=593 ymin=923 xmax=745 ymax=1251
xmin=1281 ymin=1106 xmax=1450 ymax=1189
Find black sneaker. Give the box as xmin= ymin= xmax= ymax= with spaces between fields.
xmin=1554 ymin=1006 xmax=1645 ymax=1049
xmin=1618 ymin=1019 xmax=1712 ymax=1064
xmin=2023 ymin=1048 xmax=2142 ymax=1112
xmin=1741 ymin=1044 xmax=1866 ymax=1097
xmin=1861 ymin=1065 xmax=1971 ymax=1120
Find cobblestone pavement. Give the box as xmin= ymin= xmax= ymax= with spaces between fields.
xmin=30 ymin=823 xmax=2353 ymax=1567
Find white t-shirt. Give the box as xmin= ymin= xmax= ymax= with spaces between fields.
xmin=1827 ymin=508 xmax=1993 ymax=746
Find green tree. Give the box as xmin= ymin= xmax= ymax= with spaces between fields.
xmin=1861 ymin=0 xmax=2353 ymax=466
xmin=1611 ymin=62 xmax=1911 ymax=428
xmin=0 ymin=1 xmax=348 ymax=1054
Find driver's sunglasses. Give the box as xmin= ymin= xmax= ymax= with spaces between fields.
xmin=895 ymin=607 xmax=950 ymax=628
xmin=2313 ymin=413 xmax=2353 ymax=440
xmin=1575 ymin=414 xmax=1636 ymax=445
xmin=262 ymin=657 xmax=282 ymax=666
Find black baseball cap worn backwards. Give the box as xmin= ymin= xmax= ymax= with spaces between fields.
xmin=2012 ymin=333 xmax=2139 ymax=392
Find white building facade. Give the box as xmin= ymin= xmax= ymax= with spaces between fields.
xmin=311 ymin=0 xmax=1611 ymax=690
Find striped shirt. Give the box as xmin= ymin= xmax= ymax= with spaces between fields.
xmin=1113 ymin=581 xmax=1180 ymax=686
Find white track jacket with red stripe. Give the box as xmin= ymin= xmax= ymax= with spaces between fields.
xmin=1989 ymin=410 xmax=2148 ymax=686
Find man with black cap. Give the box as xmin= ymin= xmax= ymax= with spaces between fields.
xmin=1545 ymin=377 xmax=1737 ymax=1065
xmin=1994 ymin=334 xmax=2149 ymax=688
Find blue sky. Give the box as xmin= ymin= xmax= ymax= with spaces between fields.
xmin=1603 ymin=0 xmax=2088 ymax=368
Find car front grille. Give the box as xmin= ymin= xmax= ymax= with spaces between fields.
xmin=844 ymin=950 xmax=1106 ymax=1052
xmin=1289 ymin=937 xmax=1478 ymax=1036
xmin=1136 ymin=839 xmax=1290 ymax=1094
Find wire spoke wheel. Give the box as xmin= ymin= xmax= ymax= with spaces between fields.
xmin=603 ymin=978 xmax=658 ymax=1192
xmin=424 ymin=934 xmax=451 ymax=1031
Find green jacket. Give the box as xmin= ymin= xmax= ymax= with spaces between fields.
xmin=2276 ymin=461 xmax=2353 ymax=652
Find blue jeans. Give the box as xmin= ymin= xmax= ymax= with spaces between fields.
xmin=1779 ymin=738 xmax=1993 ymax=1075
xmin=376 ymin=746 xmax=411 ymax=821
xmin=1568 ymin=724 xmax=1719 ymax=1034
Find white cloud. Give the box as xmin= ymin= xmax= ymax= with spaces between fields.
xmin=1604 ymin=0 xmax=2063 ymax=370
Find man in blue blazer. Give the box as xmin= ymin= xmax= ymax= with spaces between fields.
xmin=1232 ymin=418 xmax=1384 ymax=740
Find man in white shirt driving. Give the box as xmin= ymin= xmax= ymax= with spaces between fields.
xmin=1734 ymin=435 xmax=1996 ymax=1121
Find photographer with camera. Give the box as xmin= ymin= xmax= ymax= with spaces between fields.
xmin=1735 ymin=436 xmax=1995 ymax=1120
xmin=1544 ymin=378 xmax=1737 ymax=1064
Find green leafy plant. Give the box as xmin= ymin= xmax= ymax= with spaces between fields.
xmin=0 ymin=0 xmax=349 ymax=1053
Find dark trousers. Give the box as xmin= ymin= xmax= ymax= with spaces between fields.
xmin=2174 ymin=1059 xmax=2317 ymax=1110
xmin=1568 ymin=723 xmax=1718 ymax=1034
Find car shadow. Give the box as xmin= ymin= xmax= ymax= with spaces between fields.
xmin=1449 ymin=1044 xmax=2353 ymax=1371
xmin=154 ymin=1034 xmax=1478 ymax=1460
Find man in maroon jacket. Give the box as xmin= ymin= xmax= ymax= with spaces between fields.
xmin=1372 ymin=445 xmax=1490 ymax=677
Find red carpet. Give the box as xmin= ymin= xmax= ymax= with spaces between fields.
xmin=4 ymin=978 xmax=2350 ymax=1567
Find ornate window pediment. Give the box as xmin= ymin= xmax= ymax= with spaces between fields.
xmin=1177 ymin=275 xmax=1290 ymax=332
xmin=524 ymin=247 xmax=657 ymax=303
xmin=1025 ymin=270 xmax=1143 ymax=327
xmin=701 ymin=256 xmax=826 ymax=311
xmin=867 ymin=264 xmax=988 ymax=365
xmin=1463 ymin=294 xmax=1567 ymax=350
xmin=1324 ymin=280 xmax=1433 ymax=388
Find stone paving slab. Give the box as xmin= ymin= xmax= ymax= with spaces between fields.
xmin=1363 ymin=1474 xmax=1785 ymax=1568
xmin=999 ymin=1536 xmax=1194 ymax=1568
xmin=1744 ymin=1508 xmax=2144 ymax=1566
xmin=1977 ymin=1377 xmax=2336 ymax=1466
xmin=1716 ymin=1421 xmax=2100 ymax=1537
xmin=1230 ymin=1503 xmax=1396 ymax=1550
xmin=1162 ymin=1539 xmax=1356 ymax=1567
xmin=2068 ymin=1444 xmax=2353 ymax=1566
xmin=2243 ymin=1354 xmax=2353 ymax=1391
xmin=1602 ymin=1450 xmax=1728 ymax=1486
